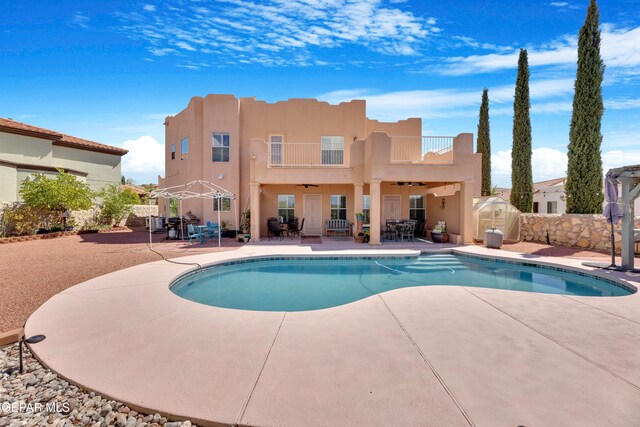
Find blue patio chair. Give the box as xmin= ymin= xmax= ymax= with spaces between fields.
xmin=206 ymin=221 xmax=219 ymax=241
xmin=187 ymin=223 xmax=204 ymax=244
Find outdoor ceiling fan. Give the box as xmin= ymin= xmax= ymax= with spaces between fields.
xmin=296 ymin=184 xmax=320 ymax=188
xmin=394 ymin=182 xmax=426 ymax=187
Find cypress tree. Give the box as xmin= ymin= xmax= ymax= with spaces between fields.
xmin=510 ymin=49 xmax=533 ymax=213
xmin=566 ymin=0 xmax=604 ymax=213
xmin=477 ymin=88 xmax=491 ymax=196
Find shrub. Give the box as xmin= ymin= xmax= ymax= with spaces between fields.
xmin=1 ymin=204 xmax=50 ymax=236
xmin=98 ymin=185 xmax=141 ymax=226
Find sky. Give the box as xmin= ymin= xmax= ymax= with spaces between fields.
xmin=1 ymin=0 xmax=639 ymax=186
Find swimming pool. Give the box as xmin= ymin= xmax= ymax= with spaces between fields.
xmin=170 ymin=254 xmax=633 ymax=311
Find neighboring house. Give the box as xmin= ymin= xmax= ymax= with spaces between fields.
xmin=159 ymin=95 xmax=481 ymax=244
xmin=530 ymin=176 xmax=640 ymax=215
xmin=0 ymin=117 xmax=128 ymax=203
xmin=532 ymin=177 xmax=567 ymax=214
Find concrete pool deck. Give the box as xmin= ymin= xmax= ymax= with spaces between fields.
xmin=25 ymin=244 xmax=640 ymax=426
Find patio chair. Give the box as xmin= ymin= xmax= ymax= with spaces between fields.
xmin=206 ymin=221 xmax=219 ymax=242
xmin=397 ymin=222 xmax=415 ymax=243
xmin=187 ymin=223 xmax=204 ymax=245
xmin=267 ymin=217 xmax=283 ymax=240
xmin=289 ymin=218 xmax=305 ymax=239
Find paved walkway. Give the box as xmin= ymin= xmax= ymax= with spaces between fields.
xmin=25 ymin=245 xmax=640 ymax=426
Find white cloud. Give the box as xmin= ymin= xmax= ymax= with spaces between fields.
xmin=437 ymin=25 xmax=640 ymax=76
xmin=120 ymin=136 xmax=164 ymax=175
xmin=317 ymin=78 xmax=575 ymax=121
xmin=72 ymin=11 xmax=90 ymax=29
xmin=117 ymin=0 xmax=436 ymax=66
xmin=492 ymin=147 xmax=640 ymax=186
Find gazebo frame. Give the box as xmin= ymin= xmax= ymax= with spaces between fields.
xmin=147 ymin=180 xmax=236 ymax=248
xmin=608 ymin=165 xmax=640 ymax=271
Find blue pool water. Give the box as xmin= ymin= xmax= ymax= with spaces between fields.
xmin=170 ymin=254 xmax=632 ymax=311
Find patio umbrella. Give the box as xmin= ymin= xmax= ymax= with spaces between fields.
xmin=603 ymin=170 xmax=623 ymax=267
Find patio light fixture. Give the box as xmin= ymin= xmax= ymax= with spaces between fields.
xmin=3 ymin=334 xmax=46 ymax=375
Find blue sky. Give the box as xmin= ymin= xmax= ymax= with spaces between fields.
xmin=1 ymin=0 xmax=639 ymax=186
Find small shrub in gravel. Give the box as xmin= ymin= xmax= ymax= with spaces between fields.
xmin=0 ymin=344 xmax=196 ymax=427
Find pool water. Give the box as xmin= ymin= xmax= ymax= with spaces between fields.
xmin=171 ymin=254 xmax=632 ymax=311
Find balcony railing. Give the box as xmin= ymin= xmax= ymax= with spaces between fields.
xmin=391 ymin=136 xmax=454 ymax=164
xmin=264 ymin=141 xmax=346 ymax=168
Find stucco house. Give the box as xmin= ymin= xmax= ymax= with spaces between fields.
xmin=0 ymin=118 xmax=128 ymax=203
xmin=158 ymin=94 xmax=481 ymax=244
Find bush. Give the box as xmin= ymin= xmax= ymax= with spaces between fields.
xmin=98 ymin=185 xmax=141 ymax=226
xmin=20 ymin=170 xmax=94 ymax=213
xmin=1 ymin=204 xmax=52 ymax=236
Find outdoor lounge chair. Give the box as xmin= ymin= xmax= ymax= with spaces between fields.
xmin=205 ymin=221 xmax=219 ymax=241
xmin=267 ymin=217 xmax=282 ymax=240
xmin=289 ymin=218 xmax=305 ymax=239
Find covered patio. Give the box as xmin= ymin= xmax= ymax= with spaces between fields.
xmin=249 ymin=181 xmax=475 ymax=245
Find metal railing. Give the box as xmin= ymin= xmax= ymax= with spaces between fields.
xmin=265 ymin=141 xmax=346 ymax=167
xmin=391 ymin=136 xmax=454 ymax=164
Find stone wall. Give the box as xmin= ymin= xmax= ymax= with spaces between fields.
xmin=520 ymin=213 xmax=640 ymax=253
xmin=71 ymin=205 xmax=158 ymax=228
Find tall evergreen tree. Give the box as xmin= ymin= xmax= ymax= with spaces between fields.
xmin=477 ymin=88 xmax=491 ymax=196
xmin=566 ymin=0 xmax=604 ymax=213
xmin=510 ymin=49 xmax=533 ymax=213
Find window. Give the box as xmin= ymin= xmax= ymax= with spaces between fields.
xmin=330 ymin=195 xmax=347 ymax=220
xmin=409 ymin=195 xmax=425 ymax=221
xmin=362 ymin=195 xmax=371 ymax=224
xmin=277 ymin=195 xmax=295 ymax=222
xmin=213 ymin=197 xmax=231 ymax=212
xmin=547 ymin=201 xmax=557 ymax=214
xmin=212 ymin=132 xmax=230 ymax=162
xmin=270 ymin=135 xmax=283 ymax=166
xmin=171 ymin=144 xmax=175 ymax=160
xmin=180 ymin=137 xmax=188 ymax=160
xmin=321 ymin=136 xmax=344 ymax=165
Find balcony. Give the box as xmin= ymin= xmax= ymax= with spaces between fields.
xmin=390 ymin=136 xmax=454 ymax=164
xmin=260 ymin=140 xmax=346 ymax=168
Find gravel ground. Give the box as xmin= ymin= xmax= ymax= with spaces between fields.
xmin=0 ymin=343 xmax=196 ymax=427
xmin=0 ymin=229 xmax=241 ymax=333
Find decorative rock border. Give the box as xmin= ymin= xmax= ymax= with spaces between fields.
xmin=0 ymin=227 xmax=131 ymax=245
xmin=0 ymin=344 xmax=196 ymax=427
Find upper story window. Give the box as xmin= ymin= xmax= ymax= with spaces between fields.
xmin=321 ymin=136 xmax=344 ymax=165
xmin=212 ymin=132 xmax=230 ymax=162
xmin=180 ymin=137 xmax=188 ymax=160
xmin=171 ymin=144 xmax=176 ymax=160
xmin=409 ymin=195 xmax=425 ymax=221
xmin=270 ymin=135 xmax=284 ymax=166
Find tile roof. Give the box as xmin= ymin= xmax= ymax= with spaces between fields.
xmin=0 ymin=117 xmax=128 ymax=156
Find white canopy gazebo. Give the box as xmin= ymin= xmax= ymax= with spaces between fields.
xmin=147 ymin=180 xmax=236 ymax=248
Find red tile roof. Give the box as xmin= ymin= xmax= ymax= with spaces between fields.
xmin=0 ymin=117 xmax=128 ymax=156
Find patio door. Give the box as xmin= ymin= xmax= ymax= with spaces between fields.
xmin=383 ymin=195 xmax=402 ymax=222
xmin=303 ymin=194 xmax=323 ymax=236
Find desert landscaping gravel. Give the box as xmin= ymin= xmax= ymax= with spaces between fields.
xmin=0 ymin=343 xmax=196 ymax=426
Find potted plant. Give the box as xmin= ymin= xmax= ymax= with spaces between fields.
xmin=240 ymin=209 xmax=251 ymax=242
xmin=431 ymin=221 xmax=449 ymax=243
xmin=355 ymin=212 xmax=364 ymax=221
xmin=220 ymin=220 xmax=229 ymax=237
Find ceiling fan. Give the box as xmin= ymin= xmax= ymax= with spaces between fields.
xmin=393 ymin=182 xmax=426 ymax=187
xmin=296 ymin=184 xmax=320 ymax=188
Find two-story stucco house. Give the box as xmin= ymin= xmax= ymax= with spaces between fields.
xmin=0 ymin=118 xmax=128 ymax=203
xmin=159 ymin=94 xmax=481 ymax=245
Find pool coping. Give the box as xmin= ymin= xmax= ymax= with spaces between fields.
xmin=24 ymin=244 xmax=640 ymax=426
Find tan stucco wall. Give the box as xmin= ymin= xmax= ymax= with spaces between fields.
xmin=0 ymin=132 xmax=123 ymax=202
xmin=0 ymin=164 xmax=18 ymax=202
xmin=160 ymin=94 xmax=481 ymax=242
xmin=52 ymin=146 xmax=121 ymax=192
